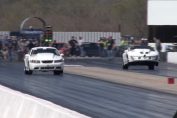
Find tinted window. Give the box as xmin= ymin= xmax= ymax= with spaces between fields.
xmin=130 ymin=46 xmax=154 ymax=51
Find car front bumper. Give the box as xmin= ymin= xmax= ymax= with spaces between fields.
xmin=128 ymin=60 xmax=159 ymax=66
xmin=29 ymin=62 xmax=64 ymax=71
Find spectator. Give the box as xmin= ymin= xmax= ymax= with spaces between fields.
xmin=51 ymin=40 xmax=57 ymax=48
xmin=78 ymin=36 xmax=84 ymax=56
xmin=0 ymin=40 xmax=2 ymax=51
xmin=1 ymin=46 xmax=8 ymax=62
xmin=100 ymin=37 xmax=108 ymax=57
xmin=120 ymin=38 xmax=128 ymax=46
xmin=28 ymin=40 xmax=35 ymax=50
xmin=98 ymin=37 xmax=105 ymax=57
xmin=68 ymin=36 xmax=79 ymax=56
xmin=106 ymin=36 xmax=115 ymax=60
xmin=141 ymin=38 xmax=148 ymax=46
xmin=78 ymin=36 xmax=84 ymax=46
xmin=153 ymin=37 xmax=162 ymax=53
xmin=17 ymin=39 xmax=27 ymax=61
xmin=8 ymin=42 xmax=13 ymax=62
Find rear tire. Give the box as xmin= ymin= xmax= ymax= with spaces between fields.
xmin=148 ymin=65 xmax=154 ymax=70
xmin=59 ymin=70 xmax=63 ymax=75
xmin=53 ymin=70 xmax=63 ymax=75
xmin=28 ymin=70 xmax=33 ymax=75
xmin=24 ymin=67 xmax=33 ymax=75
xmin=123 ymin=64 xmax=128 ymax=70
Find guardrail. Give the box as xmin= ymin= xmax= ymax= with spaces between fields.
xmin=0 ymin=85 xmax=89 ymax=118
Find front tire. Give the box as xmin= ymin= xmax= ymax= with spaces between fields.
xmin=53 ymin=70 xmax=63 ymax=75
xmin=24 ymin=68 xmax=33 ymax=75
xmin=24 ymin=61 xmax=33 ymax=75
xmin=123 ymin=64 xmax=128 ymax=70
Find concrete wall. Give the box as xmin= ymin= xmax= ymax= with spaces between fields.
xmin=0 ymin=85 xmax=89 ymax=118
xmin=167 ymin=52 xmax=177 ymax=64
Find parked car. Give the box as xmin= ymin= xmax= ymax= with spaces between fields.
xmin=81 ymin=42 xmax=100 ymax=57
xmin=53 ymin=42 xmax=70 ymax=56
xmin=122 ymin=45 xmax=159 ymax=70
xmin=24 ymin=47 xmax=64 ymax=75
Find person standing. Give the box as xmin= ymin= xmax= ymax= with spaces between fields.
xmin=154 ymin=37 xmax=162 ymax=53
xmin=68 ymin=36 xmax=78 ymax=56
xmin=28 ymin=40 xmax=35 ymax=50
xmin=78 ymin=36 xmax=84 ymax=56
xmin=141 ymin=38 xmax=148 ymax=46
xmin=1 ymin=46 xmax=8 ymax=62
xmin=78 ymin=36 xmax=84 ymax=46
xmin=106 ymin=36 xmax=115 ymax=60
xmin=98 ymin=37 xmax=105 ymax=57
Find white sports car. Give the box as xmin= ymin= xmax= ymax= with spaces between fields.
xmin=122 ymin=45 xmax=159 ymax=70
xmin=24 ymin=47 xmax=64 ymax=75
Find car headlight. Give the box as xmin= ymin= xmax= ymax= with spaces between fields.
xmin=30 ymin=60 xmax=40 ymax=63
xmin=54 ymin=59 xmax=64 ymax=63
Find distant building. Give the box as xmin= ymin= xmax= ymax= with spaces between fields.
xmin=147 ymin=0 xmax=177 ymax=42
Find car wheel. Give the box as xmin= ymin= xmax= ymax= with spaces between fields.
xmin=24 ymin=67 xmax=33 ymax=75
xmin=24 ymin=67 xmax=28 ymax=74
xmin=24 ymin=70 xmax=33 ymax=75
xmin=123 ymin=64 xmax=128 ymax=70
xmin=24 ymin=70 xmax=28 ymax=75
xmin=88 ymin=54 xmax=92 ymax=57
xmin=148 ymin=65 xmax=154 ymax=70
xmin=59 ymin=70 xmax=63 ymax=74
xmin=53 ymin=70 xmax=63 ymax=75
xmin=28 ymin=70 xmax=33 ymax=75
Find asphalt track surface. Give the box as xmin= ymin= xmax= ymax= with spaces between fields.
xmin=65 ymin=57 xmax=177 ymax=78
xmin=0 ymin=59 xmax=177 ymax=118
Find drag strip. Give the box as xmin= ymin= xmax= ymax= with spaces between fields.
xmin=0 ymin=62 xmax=177 ymax=118
xmin=65 ymin=57 xmax=177 ymax=78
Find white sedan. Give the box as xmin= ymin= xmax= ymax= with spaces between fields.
xmin=24 ymin=47 xmax=64 ymax=75
xmin=122 ymin=45 xmax=159 ymax=70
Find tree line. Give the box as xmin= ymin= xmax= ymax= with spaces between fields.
xmin=0 ymin=0 xmax=147 ymax=37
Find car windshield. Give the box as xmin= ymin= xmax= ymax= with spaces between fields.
xmin=31 ymin=48 xmax=59 ymax=55
xmin=130 ymin=46 xmax=154 ymax=51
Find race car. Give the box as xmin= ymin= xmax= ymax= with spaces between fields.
xmin=122 ymin=45 xmax=159 ymax=70
xmin=24 ymin=47 xmax=64 ymax=75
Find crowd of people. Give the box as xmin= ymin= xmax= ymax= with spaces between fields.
xmin=97 ymin=36 xmax=115 ymax=58
xmin=119 ymin=36 xmax=161 ymax=52
xmin=64 ymin=36 xmax=116 ymax=59
xmin=0 ymin=35 xmax=162 ymax=62
xmin=0 ymin=36 xmax=40 ymax=62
